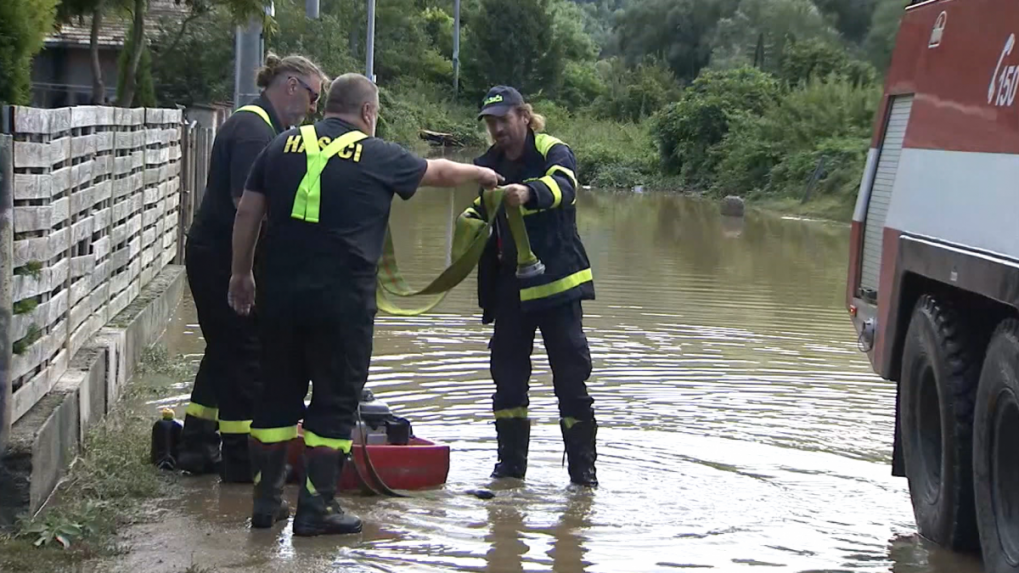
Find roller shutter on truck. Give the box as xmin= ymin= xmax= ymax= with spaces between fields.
xmin=861 ymin=95 xmax=913 ymax=295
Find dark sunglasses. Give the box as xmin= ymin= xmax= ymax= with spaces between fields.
xmin=292 ymin=76 xmax=320 ymax=104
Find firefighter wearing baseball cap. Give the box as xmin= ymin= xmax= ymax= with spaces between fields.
xmin=229 ymin=73 xmax=503 ymax=535
xmin=461 ymin=85 xmax=598 ymax=487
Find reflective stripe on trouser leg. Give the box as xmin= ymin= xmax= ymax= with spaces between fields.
xmin=219 ymin=420 xmax=252 ymax=434
xmin=251 ymin=425 xmax=299 ymax=444
xmin=186 ymin=402 xmax=219 ymax=422
xmin=303 ymin=430 xmax=353 ymax=454
xmin=494 ymin=407 xmax=528 ymax=419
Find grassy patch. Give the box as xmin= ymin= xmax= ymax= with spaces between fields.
xmin=0 ymin=347 xmax=190 ymax=573
xmin=752 ymin=193 xmax=856 ymax=222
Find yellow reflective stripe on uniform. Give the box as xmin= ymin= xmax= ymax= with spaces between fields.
xmin=219 ymin=419 xmax=252 ymax=434
xmin=534 ymin=133 xmax=564 ymax=158
xmin=251 ymin=425 xmax=299 ymax=444
xmin=463 ymin=207 xmax=482 ymax=219
xmin=186 ymin=402 xmax=219 ymax=421
xmin=305 ymin=477 xmax=318 ymax=495
xmin=563 ymin=417 xmax=580 ymax=430
xmin=303 ymin=429 xmax=353 ymax=453
xmin=473 ymin=197 xmax=482 ymax=207
xmin=539 ymin=175 xmax=563 ymax=209
xmin=292 ymin=125 xmax=368 ymax=223
xmin=291 ymin=125 xmax=321 ymax=222
xmin=236 ymin=105 xmax=273 ymax=130
xmin=519 ymin=268 xmax=593 ymax=302
xmin=547 ymin=164 xmax=577 ymax=190
xmin=494 ymin=407 xmax=528 ymax=419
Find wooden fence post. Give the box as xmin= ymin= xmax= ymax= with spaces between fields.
xmin=0 ymin=134 xmax=13 ymax=451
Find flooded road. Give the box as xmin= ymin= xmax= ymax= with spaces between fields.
xmin=125 ymin=189 xmax=983 ymax=572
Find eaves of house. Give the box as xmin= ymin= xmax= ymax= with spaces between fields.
xmin=44 ymin=0 xmax=190 ymax=49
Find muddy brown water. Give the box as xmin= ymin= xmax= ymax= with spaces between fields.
xmin=108 ymin=189 xmax=985 ymax=572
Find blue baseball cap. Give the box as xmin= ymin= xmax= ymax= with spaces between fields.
xmin=477 ymin=85 xmax=524 ymax=120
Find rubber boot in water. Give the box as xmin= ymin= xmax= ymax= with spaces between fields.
xmin=293 ymin=447 xmax=362 ymax=537
xmin=176 ymin=414 xmax=221 ymax=475
xmin=250 ymin=439 xmax=291 ymax=528
xmin=491 ymin=418 xmax=530 ymax=479
xmin=220 ymin=433 xmax=254 ymax=483
xmin=560 ymin=418 xmax=598 ymax=487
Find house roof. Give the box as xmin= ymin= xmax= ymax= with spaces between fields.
xmin=45 ymin=0 xmax=190 ymax=49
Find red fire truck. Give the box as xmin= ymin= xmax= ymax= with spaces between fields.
xmin=848 ymin=0 xmax=1019 ymax=569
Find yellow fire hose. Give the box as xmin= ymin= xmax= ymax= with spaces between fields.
xmin=375 ymin=187 xmax=543 ymax=316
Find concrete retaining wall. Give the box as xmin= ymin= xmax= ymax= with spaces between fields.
xmin=0 ymin=264 xmax=185 ymax=528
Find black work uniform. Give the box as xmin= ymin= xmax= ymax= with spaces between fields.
xmin=184 ymin=96 xmax=283 ymax=435
xmin=464 ymin=130 xmax=596 ymax=423
xmin=245 ymin=118 xmax=426 ymax=452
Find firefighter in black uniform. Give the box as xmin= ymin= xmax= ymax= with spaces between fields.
xmin=462 ymin=86 xmax=598 ymax=487
xmin=178 ymin=53 xmax=328 ymax=482
xmin=228 ymin=73 xmax=503 ymax=535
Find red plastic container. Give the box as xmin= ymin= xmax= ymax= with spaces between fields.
xmin=286 ymin=423 xmax=450 ymax=492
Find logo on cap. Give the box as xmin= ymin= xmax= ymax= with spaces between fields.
xmin=484 ymin=95 xmax=504 ymax=106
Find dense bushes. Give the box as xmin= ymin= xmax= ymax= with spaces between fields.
xmin=649 ymin=67 xmax=881 ymax=215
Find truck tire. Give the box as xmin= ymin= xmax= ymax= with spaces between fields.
xmin=899 ymin=294 xmax=980 ymax=550
xmin=974 ymin=319 xmax=1019 ymax=572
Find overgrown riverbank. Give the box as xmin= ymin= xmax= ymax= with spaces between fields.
xmin=134 ymin=0 xmax=906 ymax=223
xmin=381 ymin=65 xmax=877 ymax=222
xmin=0 ymin=349 xmax=194 ymax=573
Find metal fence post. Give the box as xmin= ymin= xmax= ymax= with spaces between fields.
xmin=0 ymin=134 xmax=14 ymax=451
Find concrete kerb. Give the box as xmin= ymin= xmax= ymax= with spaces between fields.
xmin=0 ymin=264 xmax=186 ymax=528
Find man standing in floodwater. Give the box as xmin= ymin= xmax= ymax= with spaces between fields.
xmin=228 ymin=73 xmax=503 ymax=535
xmin=178 ymin=53 xmax=327 ymax=482
xmin=461 ymin=86 xmax=599 ymax=487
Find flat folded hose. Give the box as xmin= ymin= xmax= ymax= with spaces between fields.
xmin=375 ymin=187 xmax=538 ymax=316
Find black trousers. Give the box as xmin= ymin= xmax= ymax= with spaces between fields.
xmin=251 ymin=289 xmax=375 ymax=449
xmin=185 ymin=240 xmax=261 ymax=433
xmin=491 ymin=292 xmax=594 ymax=421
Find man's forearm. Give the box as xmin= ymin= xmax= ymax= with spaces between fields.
xmin=426 ymin=159 xmax=483 ymax=187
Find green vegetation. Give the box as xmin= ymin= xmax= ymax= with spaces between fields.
xmin=3 ymin=0 xmax=912 ymax=218
xmin=0 ymin=347 xmax=192 ymax=573
xmin=0 ymin=0 xmax=60 ymax=105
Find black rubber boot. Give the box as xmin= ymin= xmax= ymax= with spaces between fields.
xmin=176 ymin=415 xmax=221 ymax=475
xmin=561 ymin=418 xmax=598 ymax=487
xmin=293 ymin=448 xmax=362 ymax=537
xmin=220 ymin=433 xmax=254 ymax=483
xmin=250 ymin=439 xmax=291 ymax=528
xmin=491 ymin=418 xmax=530 ymax=479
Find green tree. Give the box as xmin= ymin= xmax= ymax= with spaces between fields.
xmin=463 ymin=0 xmax=565 ymax=98
xmin=780 ymin=38 xmax=877 ymax=87
xmin=150 ymin=8 xmax=235 ymax=106
xmin=709 ymin=0 xmax=836 ymax=74
xmin=864 ymin=0 xmax=909 ymax=71
xmin=811 ymin=0 xmax=877 ymax=44
xmin=0 ymin=0 xmax=59 ymax=105
xmin=651 ymin=66 xmax=779 ymax=180
xmin=266 ymin=0 xmax=359 ymax=80
xmin=613 ymin=0 xmax=738 ymax=83
xmin=57 ymin=0 xmax=120 ymax=103
xmin=551 ymin=0 xmax=599 ymax=62
xmin=117 ymin=16 xmax=156 ymax=107
xmin=593 ymin=57 xmax=679 ymax=121
xmin=118 ymin=0 xmax=270 ymax=107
